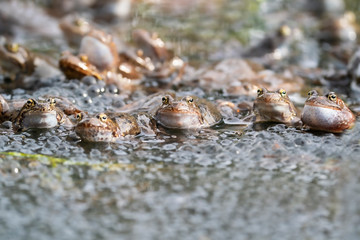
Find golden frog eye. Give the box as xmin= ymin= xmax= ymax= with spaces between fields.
xmin=74 ymin=18 xmax=86 ymax=27
xmin=26 ymin=98 xmax=36 ymax=107
xmin=327 ymin=92 xmax=337 ymax=102
xmin=186 ymin=96 xmax=194 ymax=103
xmin=162 ymin=96 xmax=169 ymax=105
xmin=97 ymin=113 xmax=108 ymax=122
xmin=80 ymin=55 xmax=88 ymax=63
xmin=137 ymin=49 xmax=144 ymax=57
xmin=279 ymin=25 xmax=291 ymax=37
xmin=5 ymin=42 xmax=19 ymax=53
xmin=279 ymin=89 xmax=287 ymax=97
xmin=307 ymin=90 xmax=318 ymax=98
xmin=257 ymin=88 xmax=263 ymax=97
xmin=76 ymin=113 xmax=83 ymax=121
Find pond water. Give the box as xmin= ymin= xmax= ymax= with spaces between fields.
xmin=1 ymin=0 xmax=360 ymax=239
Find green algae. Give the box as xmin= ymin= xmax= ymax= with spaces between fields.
xmin=0 ymin=151 xmax=137 ymax=171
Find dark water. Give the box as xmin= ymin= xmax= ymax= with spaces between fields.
xmin=1 ymin=0 xmax=360 ymax=239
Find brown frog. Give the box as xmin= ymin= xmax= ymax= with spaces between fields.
xmin=116 ymin=49 xmax=156 ymax=81
xmin=0 ymin=95 xmax=81 ymax=124
xmin=119 ymin=49 xmax=155 ymax=72
xmin=59 ymin=51 xmax=103 ymax=80
xmin=196 ymin=59 xmax=303 ymax=96
xmin=132 ymin=29 xmax=186 ymax=84
xmin=155 ymin=95 xmax=222 ymax=129
xmin=59 ymin=14 xmax=93 ymax=46
xmin=253 ymin=88 xmax=301 ymax=125
xmin=318 ymin=12 xmax=358 ymax=44
xmin=0 ymin=38 xmax=35 ymax=77
xmin=132 ymin=29 xmax=172 ymax=62
xmin=0 ymin=94 xmax=9 ymax=120
xmin=0 ymin=96 xmax=26 ymax=123
xmin=119 ymin=91 xmax=176 ymax=116
xmin=79 ymin=29 xmax=119 ymax=72
xmin=13 ymin=98 xmax=71 ymax=131
xmin=0 ymin=37 xmax=64 ymax=90
xmin=49 ymin=96 xmax=82 ymax=116
xmin=75 ymin=112 xmax=140 ymax=142
xmin=301 ymin=90 xmax=356 ymax=133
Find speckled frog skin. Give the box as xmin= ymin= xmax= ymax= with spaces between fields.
xmin=155 ymin=95 xmax=222 ymax=129
xmin=301 ymin=90 xmax=356 ymax=133
xmin=253 ymin=88 xmax=300 ymax=125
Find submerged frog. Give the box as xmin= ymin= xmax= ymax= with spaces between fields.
xmin=59 ymin=51 xmax=103 ymax=80
xmin=253 ymin=88 xmax=300 ymax=125
xmin=13 ymin=98 xmax=70 ymax=131
xmin=75 ymin=112 xmax=140 ymax=142
xmin=301 ymin=90 xmax=356 ymax=133
xmin=155 ymin=95 xmax=222 ymax=129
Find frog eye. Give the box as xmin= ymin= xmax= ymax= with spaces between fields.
xmin=307 ymin=90 xmax=318 ymax=97
xmin=5 ymin=42 xmax=19 ymax=53
xmin=97 ymin=114 xmax=108 ymax=122
xmin=26 ymin=98 xmax=35 ymax=107
xmin=186 ymin=96 xmax=194 ymax=103
xmin=162 ymin=96 xmax=169 ymax=105
xmin=76 ymin=113 xmax=83 ymax=121
xmin=279 ymin=25 xmax=291 ymax=37
xmin=47 ymin=98 xmax=56 ymax=105
xmin=327 ymin=92 xmax=337 ymax=102
xmin=80 ymin=55 xmax=88 ymax=62
xmin=279 ymin=89 xmax=287 ymax=97
xmin=257 ymin=88 xmax=264 ymax=97
xmin=74 ymin=18 xmax=86 ymax=27
xmin=137 ymin=49 xmax=144 ymax=57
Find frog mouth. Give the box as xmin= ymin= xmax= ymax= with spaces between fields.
xmin=155 ymin=110 xmax=202 ymax=129
xmin=305 ymin=101 xmax=342 ymax=111
xmin=21 ymin=111 xmax=58 ymax=129
xmin=256 ymin=102 xmax=293 ymax=114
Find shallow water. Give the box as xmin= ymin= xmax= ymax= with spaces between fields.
xmin=1 ymin=0 xmax=360 ymax=239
